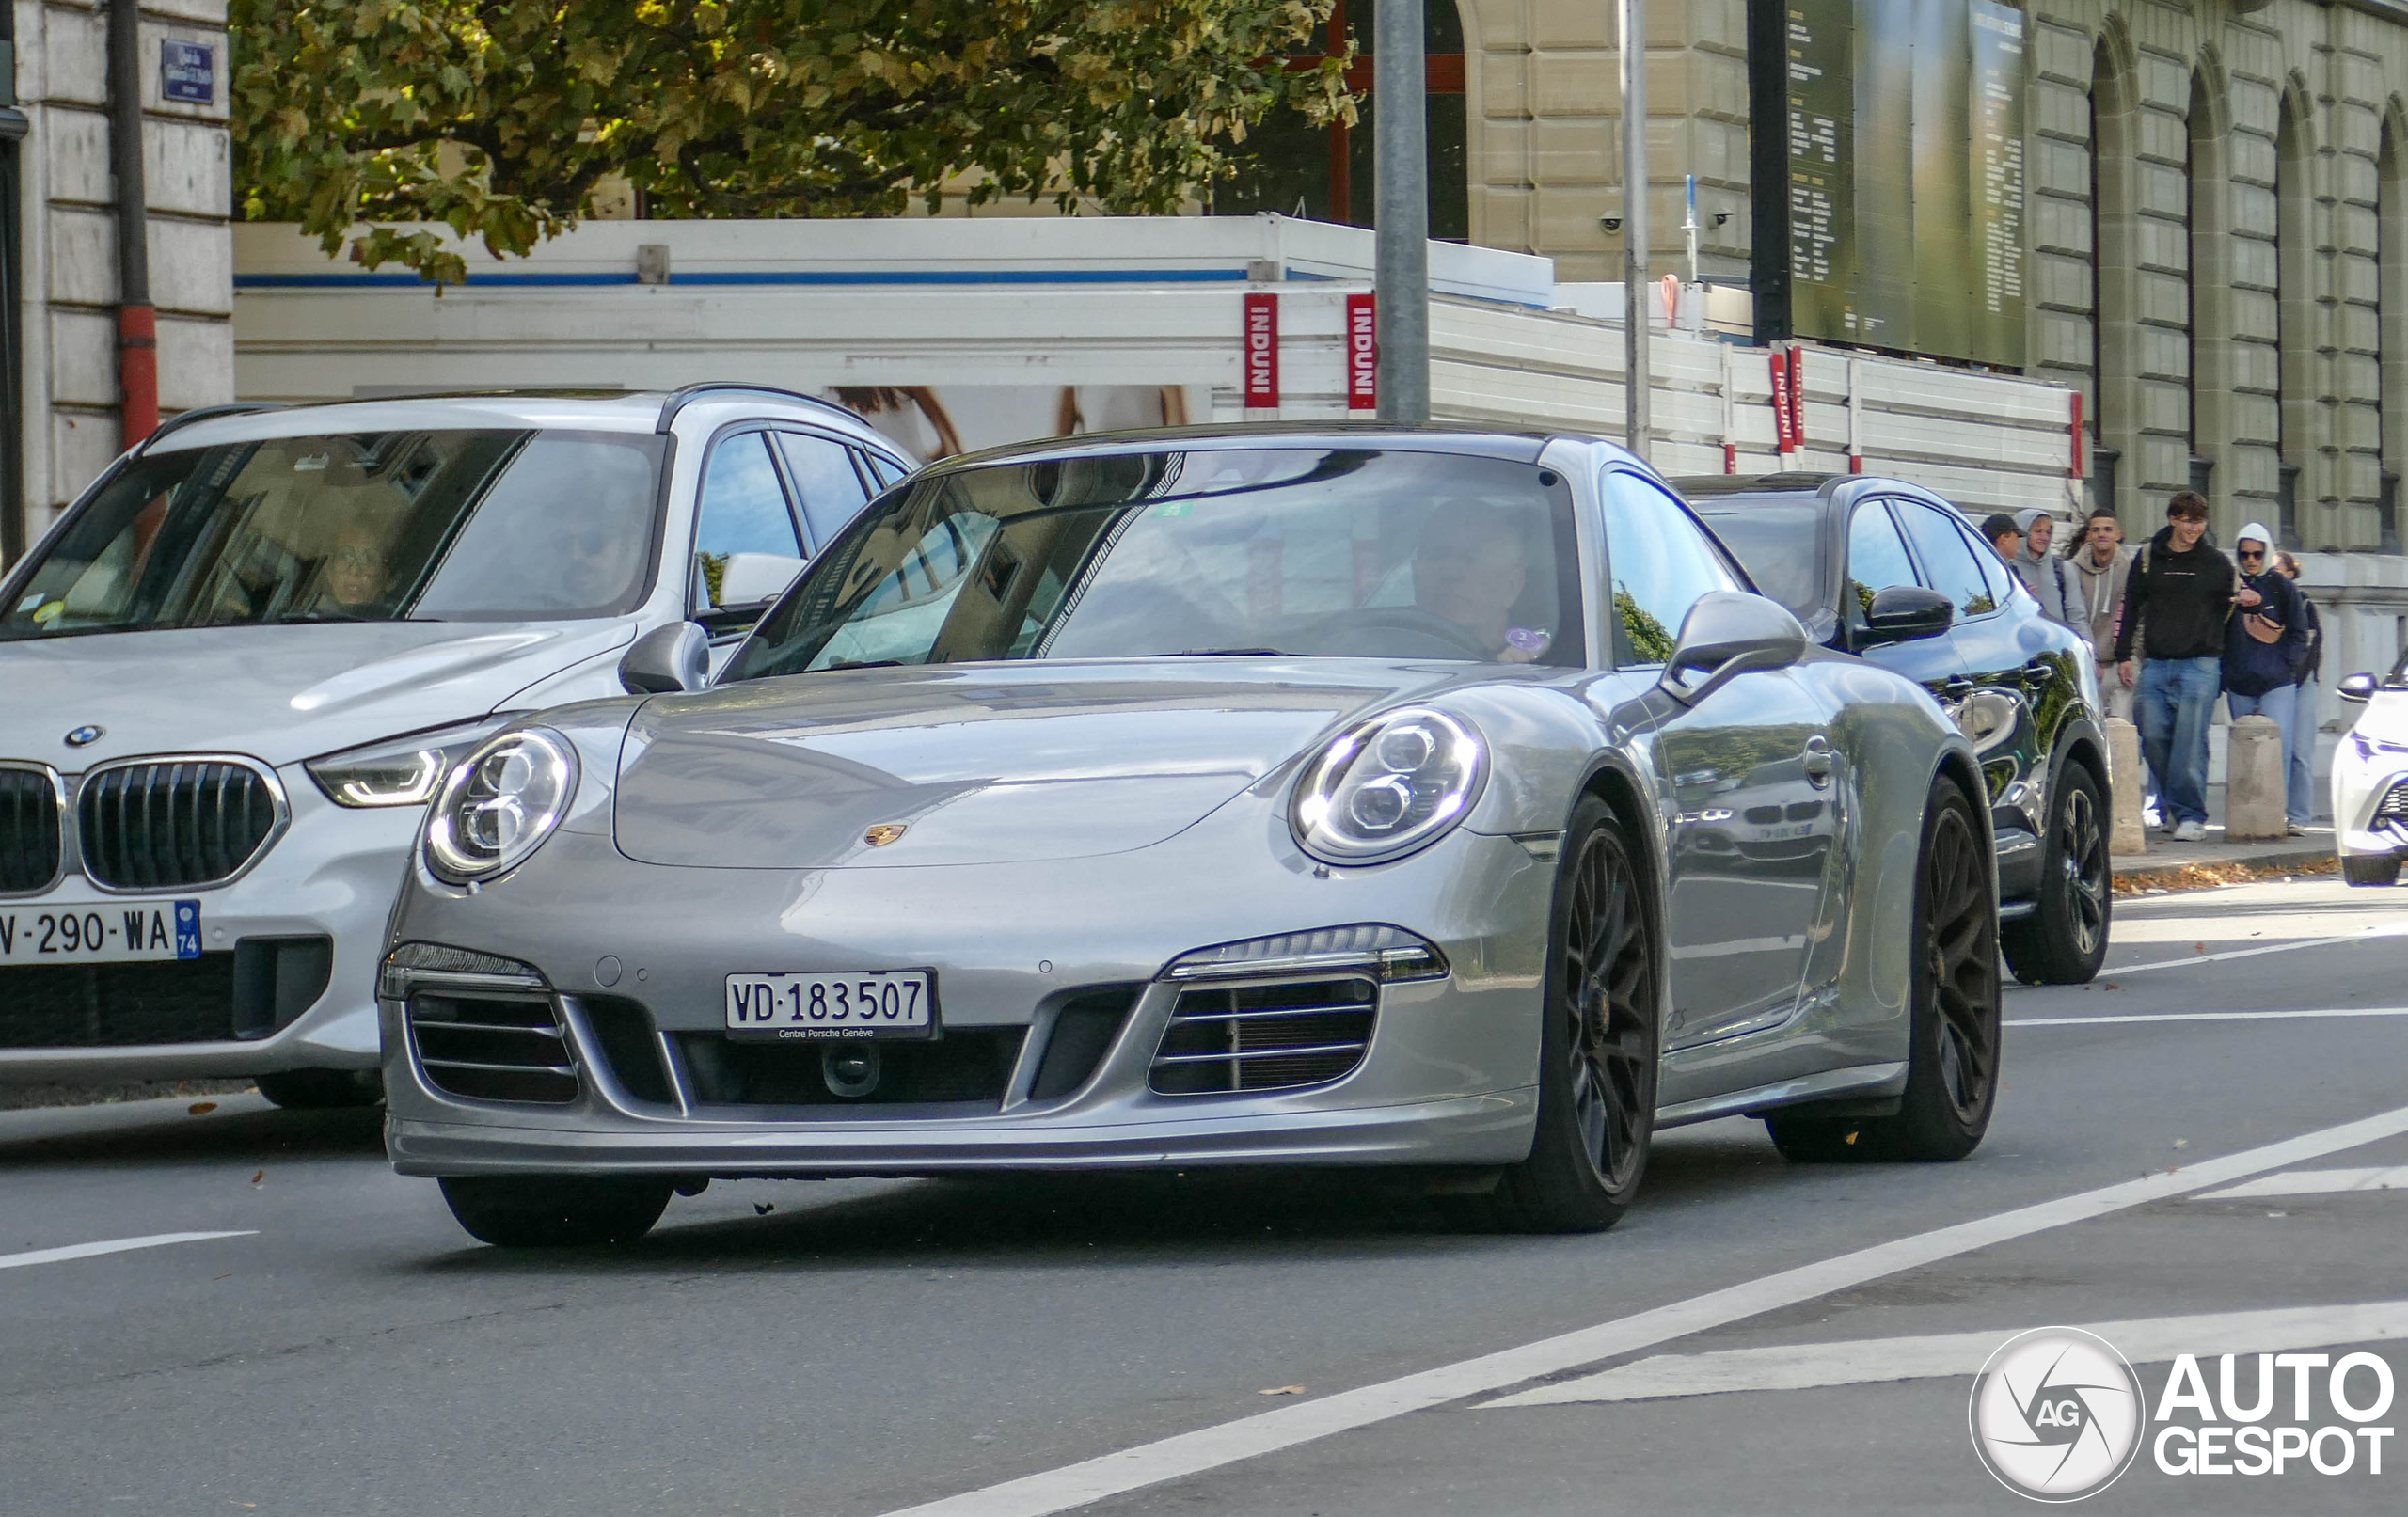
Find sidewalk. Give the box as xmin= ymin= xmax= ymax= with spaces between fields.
xmin=2110 ymin=782 xmax=2337 ymax=890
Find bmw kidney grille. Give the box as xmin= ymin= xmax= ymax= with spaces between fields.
xmin=76 ymin=759 xmax=282 ymax=890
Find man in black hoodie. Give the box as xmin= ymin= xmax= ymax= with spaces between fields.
xmin=2113 ymin=492 xmax=2237 ymax=840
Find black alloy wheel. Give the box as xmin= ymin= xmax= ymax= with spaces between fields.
xmin=2001 ymin=765 xmax=2111 ymax=985
xmin=1466 ymin=795 xmax=1659 ymax=1232
xmin=1768 ymin=775 xmax=2001 ymax=1162
xmin=438 ymin=1175 xmax=674 ymax=1248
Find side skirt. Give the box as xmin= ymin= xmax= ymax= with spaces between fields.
xmin=1652 ymin=1060 xmax=1908 ymax=1130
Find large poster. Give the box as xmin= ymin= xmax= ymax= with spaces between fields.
xmin=1751 ymin=0 xmax=2027 ymax=368
xmin=808 ymin=386 xmax=1208 ymax=464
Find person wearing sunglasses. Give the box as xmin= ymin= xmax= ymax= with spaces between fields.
xmin=2113 ymin=492 xmax=2235 ymax=841
xmin=2221 ymin=523 xmax=2309 ymax=834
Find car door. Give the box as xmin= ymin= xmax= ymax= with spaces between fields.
xmin=690 ymin=429 xmax=809 ymax=650
xmin=1892 ymin=497 xmax=2031 ymax=798
xmin=1605 ymin=471 xmax=1841 ymax=1048
xmin=1847 ymin=497 xmax=1969 ymax=695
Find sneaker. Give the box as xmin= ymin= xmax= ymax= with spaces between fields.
xmin=2288 ymin=822 xmax=2308 ymax=837
xmin=2174 ymin=819 xmax=2208 ymax=842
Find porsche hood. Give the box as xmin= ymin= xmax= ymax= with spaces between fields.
xmin=611 ymin=662 xmax=1480 ymax=869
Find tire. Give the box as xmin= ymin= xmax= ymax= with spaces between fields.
xmin=254 ymin=1067 xmax=384 ymax=1110
xmin=437 ymin=1176 xmax=673 ymax=1248
xmin=1460 ymin=796 xmax=1660 ymax=1233
xmin=1764 ymin=775 xmax=2000 ymax=1164
xmin=2000 ymin=765 xmax=2111 ymax=986
xmin=2342 ymin=854 xmax=2401 ymax=887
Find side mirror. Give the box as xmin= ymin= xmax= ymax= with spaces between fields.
xmin=715 ymin=551 xmax=806 ymax=608
xmin=1861 ymin=585 xmax=1956 ymax=645
xmin=1661 ymin=592 xmax=1810 ymax=705
xmin=2339 ymin=672 xmax=2381 ymax=705
xmin=619 ymin=621 xmax=709 ymax=695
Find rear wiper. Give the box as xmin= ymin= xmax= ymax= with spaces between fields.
xmin=1173 ymin=647 xmax=1286 ymax=657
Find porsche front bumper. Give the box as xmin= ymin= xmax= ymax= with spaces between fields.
xmin=382 ymin=816 xmax=1556 ymax=1177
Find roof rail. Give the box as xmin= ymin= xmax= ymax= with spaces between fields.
xmin=132 ymin=402 xmax=290 ymax=458
xmin=655 ymin=383 xmax=852 ymax=435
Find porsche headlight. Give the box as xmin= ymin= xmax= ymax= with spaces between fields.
xmin=1291 ymin=707 xmax=1485 ymax=865
xmin=306 ymin=718 xmax=512 ymax=808
xmin=422 ymin=728 xmax=578 ymax=884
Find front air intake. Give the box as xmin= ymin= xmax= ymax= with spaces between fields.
xmin=408 ymin=990 xmax=578 ymax=1104
xmin=77 ymin=758 xmax=283 ymax=890
xmin=0 ymin=765 xmax=64 ymax=893
xmin=1149 ymin=976 xmax=1377 ymax=1096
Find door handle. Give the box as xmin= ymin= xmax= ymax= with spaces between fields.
xmin=1801 ymin=735 xmax=1834 ymax=787
xmin=2021 ymin=656 xmax=2058 ymax=687
xmin=1940 ymin=677 xmax=1978 ymax=701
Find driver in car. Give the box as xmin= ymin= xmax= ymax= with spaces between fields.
xmin=1413 ymin=503 xmax=1546 ymax=662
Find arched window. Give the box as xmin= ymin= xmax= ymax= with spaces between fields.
xmin=2188 ymin=69 xmax=2229 ymax=518
xmin=2089 ymin=39 xmax=2136 ymax=523
xmin=2277 ymin=90 xmax=2313 ymax=548
xmin=2381 ymin=116 xmax=2404 ymax=551
xmin=1212 ymin=0 xmax=1469 ymax=241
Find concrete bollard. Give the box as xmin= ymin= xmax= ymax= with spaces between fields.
xmin=2226 ymin=714 xmax=2287 ymax=841
xmin=2106 ymin=717 xmax=2147 ymax=856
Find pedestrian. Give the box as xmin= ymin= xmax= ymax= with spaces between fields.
xmin=1982 ymin=513 xmax=2023 ymax=563
xmin=2276 ymin=549 xmax=2323 ymax=834
xmin=2221 ymin=524 xmax=2308 ymax=835
xmin=2065 ymin=507 xmax=2135 ymax=721
xmin=2009 ymin=507 xmax=2080 ymax=627
xmin=2113 ymin=491 xmax=2235 ymax=842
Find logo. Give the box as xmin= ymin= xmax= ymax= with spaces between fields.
xmin=1972 ymin=1327 xmax=2147 ymax=1502
xmin=63 ymin=725 xmax=103 ymax=748
xmin=863 ymin=823 xmax=908 ymax=848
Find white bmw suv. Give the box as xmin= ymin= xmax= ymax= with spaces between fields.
xmin=0 ymin=386 xmax=909 ymax=1105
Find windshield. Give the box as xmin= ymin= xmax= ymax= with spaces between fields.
xmin=1690 ymin=500 xmax=1825 ymax=620
xmin=2 ymin=429 xmax=665 ymax=640
xmin=723 ymin=448 xmax=1585 ymax=680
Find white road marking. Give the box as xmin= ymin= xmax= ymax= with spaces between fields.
xmin=2194 ymin=1166 xmax=2408 ymax=1200
xmin=1484 ymin=1300 xmax=2408 ymax=1407
xmin=2009 ymin=1007 xmax=2408 ymax=1028
xmin=0 ymin=1231 xmax=256 ymax=1272
xmin=874 ymin=1101 xmax=2408 ymax=1517
xmin=2101 ymin=922 xmax=2408 ymax=976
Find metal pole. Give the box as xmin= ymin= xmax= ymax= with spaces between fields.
xmin=108 ymin=0 xmax=156 ymax=446
xmin=1621 ymin=0 xmax=1650 ymax=459
xmin=1373 ymin=0 xmax=1429 ymax=422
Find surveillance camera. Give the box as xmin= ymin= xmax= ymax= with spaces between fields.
xmin=1600 ymin=216 xmax=1624 ymax=233
xmin=1713 ymin=213 xmax=1731 ymax=228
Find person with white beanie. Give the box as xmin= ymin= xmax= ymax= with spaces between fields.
xmin=2223 ymin=523 xmax=2310 ymax=834
xmin=2009 ymin=507 xmax=2079 ymax=627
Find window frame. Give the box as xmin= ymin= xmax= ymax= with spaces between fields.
xmin=688 ymin=422 xmax=811 ymax=629
xmin=1598 ymin=466 xmax=1751 ymax=671
xmin=770 ymin=427 xmax=880 ymax=555
xmin=1889 ymin=495 xmax=2004 ymax=625
xmin=1841 ymin=498 xmax=1925 ymax=643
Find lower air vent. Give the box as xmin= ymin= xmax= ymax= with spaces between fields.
xmin=1029 ymin=987 xmax=1143 ymax=1100
xmin=0 ymin=956 xmax=239 ymax=1046
xmin=675 ymin=1028 xmax=1026 ymax=1111
xmin=2379 ymin=782 xmax=2408 ymax=823
xmin=1149 ymin=976 xmax=1377 ymax=1096
xmin=408 ymin=990 xmax=577 ymax=1104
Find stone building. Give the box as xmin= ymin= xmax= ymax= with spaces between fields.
xmin=1218 ymin=0 xmax=2408 ymax=565
xmin=4 ymin=0 xmax=234 ymax=563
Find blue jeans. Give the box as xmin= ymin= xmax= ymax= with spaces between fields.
xmin=2136 ymin=656 xmax=2220 ymax=826
xmin=2288 ymin=679 xmax=2319 ymax=825
xmin=2226 ymin=682 xmax=2301 ymax=825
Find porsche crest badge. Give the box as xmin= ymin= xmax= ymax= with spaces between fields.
xmin=863 ymin=824 xmax=909 ymax=847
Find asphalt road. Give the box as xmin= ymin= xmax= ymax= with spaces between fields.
xmin=8 ymin=877 xmax=2408 ymax=1516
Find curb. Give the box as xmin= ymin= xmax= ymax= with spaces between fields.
xmin=2111 ymin=840 xmax=2336 ymax=893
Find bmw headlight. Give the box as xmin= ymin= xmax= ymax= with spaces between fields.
xmin=306 ymin=718 xmax=513 ymax=808
xmin=422 ymin=728 xmax=578 ymax=884
xmin=1291 ymin=707 xmax=1485 ymax=865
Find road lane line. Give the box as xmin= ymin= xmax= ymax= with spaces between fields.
xmin=1485 ymin=1300 xmax=2408 ymax=1407
xmin=2194 ymin=1165 xmax=2408 ymax=1200
xmin=0 ymin=1232 xmax=256 ymax=1272
xmin=875 ymin=1100 xmax=2408 ymax=1517
xmin=2009 ymin=1007 xmax=2408 ymax=1028
xmin=2100 ymin=923 xmax=2408 ymax=976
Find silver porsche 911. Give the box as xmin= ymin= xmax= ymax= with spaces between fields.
xmin=378 ymin=427 xmax=2000 ymax=1245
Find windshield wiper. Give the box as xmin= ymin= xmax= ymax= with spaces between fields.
xmin=1173 ymin=647 xmax=1287 ymax=657
xmin=821 ymin=659 xmax=905 ymax=672
xmin=249 ymin=610 xmax=437 ymax=625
